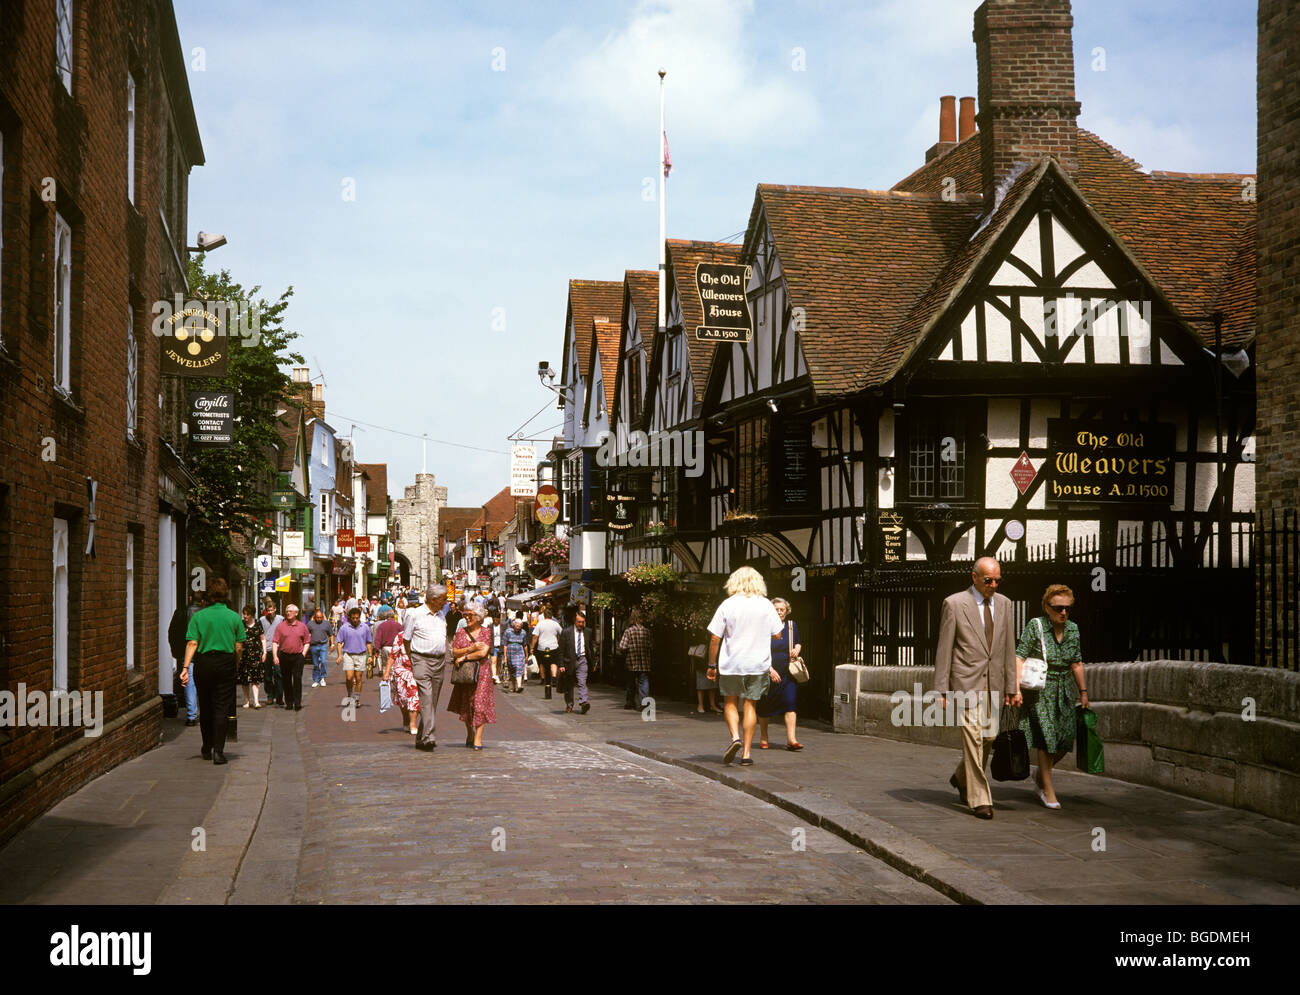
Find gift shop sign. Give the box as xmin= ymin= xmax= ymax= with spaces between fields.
xmin=511 ymin=445 xmax=537 ymax=498
xmin=535 ymin=485 xmax=560 ymax=526
xmin=694 ymin=263 xmax=753 ymax=342
xmin=188 ymin=392 xmax=234 ymax=448
xmin=1046 ymin=420 xmax=1175 ymax=505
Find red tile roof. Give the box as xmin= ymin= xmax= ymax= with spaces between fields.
xmin=612 ymin=269 xmax=658 ymax=425
xmin=566 ymin=280 xmax=623 ymax=375
xmin=358 ymin=463 xmax=388 ymax=516
xmin=583 ymin=318 xmax=621 ymax=424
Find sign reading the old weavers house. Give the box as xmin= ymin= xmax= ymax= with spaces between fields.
xmin=694 ymin=263 xmax=753 ymax=342
xmin=188 ymin=391 xmax=235 ymax=448
xmin=1046 ymin=420 xmax=1175 ymax=505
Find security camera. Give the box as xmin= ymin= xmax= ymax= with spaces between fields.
xmin=194 ymin=231 xmax=227 ymax=252
xmin=766 ymin=398 xmax=779 ymax=413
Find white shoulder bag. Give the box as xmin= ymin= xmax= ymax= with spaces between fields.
xmin=1020 ymin=617 xmax=1048 ymax=691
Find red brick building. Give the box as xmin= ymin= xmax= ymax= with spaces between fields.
xmin=0 ymin=0 xmax=204 ymax=844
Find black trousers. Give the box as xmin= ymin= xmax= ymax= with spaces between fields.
xmin=536 ymin=648 xmax=556 ymax=687
xmin=280 ymin=652 xmax=306 ymax=707
xmin=194 ymin=651 xmax=237 ymax=754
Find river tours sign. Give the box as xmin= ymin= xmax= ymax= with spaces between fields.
xmin=694 ymin=263 xmax=753 ymax=342
xmin=1046 ymin=420 xmax=1175 ymax=505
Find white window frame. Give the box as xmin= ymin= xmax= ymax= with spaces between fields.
xmin=126 ymin=305 xmax=138 ymax=437
xmin=125 ymin=532 xmax=135 ymax=670
xmin=56 ymin=0 xmax=73 ymax=93
xmin=126 ymin=72 xmax=136 ymax=203
xmin=321 ymin=436 xmax=331 ymax=467
xmin=53 ymin=213 xmax=72 ymax=393
xmin=54 ymin=518 xmax=70 ymax=691
xmin=320 ymin=491 xmax=332 ymax=536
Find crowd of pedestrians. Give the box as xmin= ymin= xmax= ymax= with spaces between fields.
xmin=172 ymin=559 xmax=1087 ymax=820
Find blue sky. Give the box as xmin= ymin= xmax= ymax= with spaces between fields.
xmin=176 ymin=0 xmax=1255 ymax=509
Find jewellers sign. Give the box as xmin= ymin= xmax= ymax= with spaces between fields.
xmin=188 ymin=391 xmax=235 ymax=448
xmin=694 ymin=263 xmax=753 ymax=342
xmin=1046 ymin=420 xmax=1175 ymax=505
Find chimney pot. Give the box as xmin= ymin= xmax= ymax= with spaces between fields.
xmin=939 ymin=95 xmax=957 ymax=143
xmin=959 ymin=96 xmax=976 ymax=140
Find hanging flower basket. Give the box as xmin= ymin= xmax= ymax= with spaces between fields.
xmin=530 ymin=534 xmax=569 ymax=562
xmin=623 ymin=562 xmax=681 ymax=587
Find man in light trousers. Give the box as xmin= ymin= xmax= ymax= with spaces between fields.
xmin=402 ymin=584 xmax=450 ymax=751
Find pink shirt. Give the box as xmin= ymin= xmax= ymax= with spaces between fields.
xmin=272 ymin=619 xmax=311 ymax=655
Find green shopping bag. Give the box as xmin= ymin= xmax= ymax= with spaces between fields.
xmin=1075 ymin=706 xmax=1104 ymax=774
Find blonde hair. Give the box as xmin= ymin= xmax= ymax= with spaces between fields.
xmin=725 ymin=566 xmax=768 ymax=598
xmin=1042 ymin=584 xmax=1074 ymax=614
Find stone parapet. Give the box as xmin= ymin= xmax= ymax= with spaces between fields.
xmin=835 ymin=660 xmax=1300 ymax=823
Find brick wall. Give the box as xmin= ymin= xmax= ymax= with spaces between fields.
xmin=0 ymin=2 xmax=196 ymax=835
xmin=973 ymin=0 xmax=1081 ymax=204
xmin=1257 ymin=0 xmax=1300 ymax=508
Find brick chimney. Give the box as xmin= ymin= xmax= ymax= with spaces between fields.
xmin=959 ymin=96 xmax=976 ymax=141
xmin=925 ymin=96 xmax=958 ymax=163
xmin=974 ymin=0 xmax=1081 ymax=204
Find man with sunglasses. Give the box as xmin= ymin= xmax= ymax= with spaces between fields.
xmin=935 ymin=557 xmax=1019 ymax=819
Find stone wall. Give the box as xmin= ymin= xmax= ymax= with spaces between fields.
xmin=835 ymin=660 xmax=1300 ymax=824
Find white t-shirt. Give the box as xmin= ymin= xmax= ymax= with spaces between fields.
xmin=403 ymin=604 xmax=448 ymax=656
xmin=533 ymin=618 xmax=562 ymax=651
xmin=707 ymin=595 xmax=783 ymax=675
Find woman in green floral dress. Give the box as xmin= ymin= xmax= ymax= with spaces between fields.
xmin=1016 ymin=584 xmax=1090 ymax=809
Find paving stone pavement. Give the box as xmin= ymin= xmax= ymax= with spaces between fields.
xmin=563 ymin=678 xmax=1300 ymax=905
xmin=0 ymin=671 xmax=948 ymax=904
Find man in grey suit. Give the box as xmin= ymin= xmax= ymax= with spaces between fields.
xmin=402 ymin=584 xmax=450 ymax=751
xmin=558 ymin=611 xmax=591 ymax=715
xmin=935 ymin=556 xmax=1020 ymax=819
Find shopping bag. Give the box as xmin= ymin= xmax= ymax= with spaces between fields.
xmin=1075 ymin=706 xmax=1104 ymax=773
xmin=378 ymin=680 xmax=392 ymax=713
xmin=991 ymin=705 xmax=1030 ymax=781
xmin=526 ymin=655 xmax=539 ymax=677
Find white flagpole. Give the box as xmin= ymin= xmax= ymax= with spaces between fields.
xmin=658 ymin=68 xmax=667 ymax=340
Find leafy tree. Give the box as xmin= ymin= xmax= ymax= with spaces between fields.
xmin=183 ymin=254 xmax=304 ymax=567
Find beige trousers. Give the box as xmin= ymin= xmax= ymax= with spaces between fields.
xmin=952 ymin=681 xmax=996 ymax=809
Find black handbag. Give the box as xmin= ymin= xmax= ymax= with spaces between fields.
xmin=991 ymin=705 xmax=1031 ymax=781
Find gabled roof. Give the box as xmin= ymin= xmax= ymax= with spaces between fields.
xmin=358 ymin=463 xmax=388 ymax=516
xmin=582 ymin=318 xmax=620 ymax=425
xmin=739 ymin=126 xmax=1253 ymax=398
xmin=664 ymin=239 xmax=743 ymax=404
xmin=611 ymin=269 xmax=658 ymax=426
xmin=482 ymin=486 xmax=515 ymax=525
xmin=745 ymin=184 xmax=982 ymax=396
xmin=564 ymin=280 xmax=623 ymax=377
xmin=439 ymin=507 xmax=484 ymax=543
xmin=274 ymin=402 xmax=307 ymax=478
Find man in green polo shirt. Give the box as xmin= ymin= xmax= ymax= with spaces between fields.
xmin=181 ymin=577 xmax=245 ymax=765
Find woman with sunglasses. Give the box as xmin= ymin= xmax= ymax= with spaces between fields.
xmin=1015 ymin=584 xmax=1089 ymax=809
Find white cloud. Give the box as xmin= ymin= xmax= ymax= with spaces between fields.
xmin=540 ymin=0 xmax=819 ymax=144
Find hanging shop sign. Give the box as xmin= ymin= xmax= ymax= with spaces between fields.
xmin=354 ymin=535 xmax=372 ymax=553
xmin=337 ymin=528 xmax=355 ymax=548
xmin=1046 ymin=420 xmax=1175 ymax=505
xmin=511 ymin=445 xmax=537 ymax=497
xmin=878 ymin=509 xmax=904 ymax=564
xmin=159 ymin=302 xmax=232 ymax=377
xmin=188 ymin=391 xmax=235 ymax=448
xmin=605 ymin=492 xmax=638 ymax=531
xmin=694 ymin=263 xmax=753 ymax=342
xmin=282 ymin=531 xmax=305 ymax=558
xmin=535 ymin=485 xmax=560 ymax=526
xmin=271 ymin=490 xmax=298 ymax=509
xmin=274 ymin=574 xmax=292 ymax=592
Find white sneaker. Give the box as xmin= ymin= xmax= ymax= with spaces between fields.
xmin=311 ymin=681 xmax=319 ymax=688
xmin=320 ymin=679 xmax=326 ymax=687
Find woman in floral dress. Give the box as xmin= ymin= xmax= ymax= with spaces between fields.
xmin=1016 ymin=583 xmax=1089 ymax=809
xmin=448 ymin=602 xmax=496 ymax=749
xmin=381 ymin=625 xmax=420 ymax=735
xmin=238 ymin=606 xmax=265 ymax=709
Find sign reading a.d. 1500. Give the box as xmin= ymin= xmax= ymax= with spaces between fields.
xmin=1046 ymin=419 xmax=1175 ymax=505
xmin=695 ymin=263 xmax=753 ymax=342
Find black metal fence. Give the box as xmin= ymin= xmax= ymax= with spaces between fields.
xmin=1257 ymin=508 xmax=1299 ymax=671
xmin=852 ymin=520 xmax=1263 ymax=669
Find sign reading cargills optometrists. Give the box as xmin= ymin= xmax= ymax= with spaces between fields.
xmin=1046 ymin=420 xmax=1175 ymax=505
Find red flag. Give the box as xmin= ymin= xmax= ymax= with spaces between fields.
xmin=663 ymin=131 xmax=672 ymax=177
